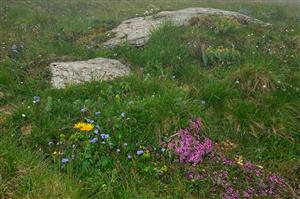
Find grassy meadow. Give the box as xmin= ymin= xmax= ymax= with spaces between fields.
xmin=0 ymin=1 xmax=300 ymax=198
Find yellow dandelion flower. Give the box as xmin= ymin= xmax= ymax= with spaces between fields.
xmin=73 ymin=122 xmax=94 ymax=131
xmin=74 ymin=122 xmax=85 ymax=129
xmin=81 ymin=123 xmax=94 ymax=131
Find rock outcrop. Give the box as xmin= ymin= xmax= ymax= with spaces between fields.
xmin=50 ymin=58 xmax=130 ymax=88
xmin=104 ymin=7 xmax=270 ymax=48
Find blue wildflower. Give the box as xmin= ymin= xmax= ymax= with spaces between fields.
xmin=127 ymin=154 xmax=132 ymax=159
xmin=90 ymin=138 xmax=98 ymax=143
xmin=100 ymin=133 xmax=109 ymax=139
xmin=121 ymin=112 xmax=125 ymax=118
xmin=33 ymin=96 xmax=40 ymax=103
xmin=86 ymin=118 xmax=94 ymax=123
xmin=95 ymin=111 xmax=101 ymax=116
xmin=136 ymin=150 xmax=144 ymax=155
xmin=61 ymin=158 xmax=69 ymax=164
xmin=94 ymin=129 xmax=99 ymax=135
xmin=80 ymin=108 xmax=87 ymax=113
xmin=101 ymin=141 xmax=106 ymax=145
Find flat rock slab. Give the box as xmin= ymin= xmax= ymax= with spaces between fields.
xmin=104 ymin=7 xmax=270 ymax=48
xmin=50 ymin=58 xmax=130 ymax=88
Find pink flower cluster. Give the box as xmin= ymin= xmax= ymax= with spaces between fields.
xmin=222 ymin=187 xmax=240 ymax=199
xmin=168 ymin=118 xmax=213 ymax=165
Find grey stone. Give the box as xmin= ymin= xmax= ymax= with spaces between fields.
xmin=104 ymin=7 xmax=270 ymax=48
xmin=50 ymin=58 xmax=130 ymax=89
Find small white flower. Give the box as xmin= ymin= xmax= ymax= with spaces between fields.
xmin=21 ymin=113 xmax=26 ymax=117
xmin=263 ymin=85 xmax=267 ymax=89
xmin=235 ymin=80 xmax=240 ymax=84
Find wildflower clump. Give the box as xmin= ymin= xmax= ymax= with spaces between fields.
xmin=73 ymin=122 xmax=94 ymax=131
xmin=168 ymin=118 xmax=213 ymax=165
xmin=213 ymin=16 xmax=240 ymax=34
xmin=202 ymin=45 xmax=240 ymax=67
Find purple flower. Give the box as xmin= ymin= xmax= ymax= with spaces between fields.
xmin=222 ymin=187 xmax=240 ymax=199
xmin=127 ymin=154 xmax=132 ymax=159
xmin=90 ymin=138 xmax=98 ymax=143
xmin=168 ymin=119 xmax=213 ymax=165
xmin=33 ymin=96 xmax=40 ymax=103
xmin=269 ymin=175 xmax=284 ymax=185
xmin=136 ymin=150 xmax=144 ymax=155
xmin=243 ymin=188 xmax=254 ymax=198
xmin=203 ymin=138 xmax=214 ymax=153
xmin=61 ymin=158 xmax=69 ymax=164
xmin=101 ymin=141 xmax=106 ymax=145
xmin=190 ymin=118 xmax=201 ymax=132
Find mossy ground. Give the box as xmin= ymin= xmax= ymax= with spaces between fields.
xmin=0 ymin=1 xmax=299 ymax=198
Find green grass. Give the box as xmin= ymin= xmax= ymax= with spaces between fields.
xmin=0 ymin=135 xmax=84 ymax=198
xmin=0 ymin=0 xmax=300 ymax=198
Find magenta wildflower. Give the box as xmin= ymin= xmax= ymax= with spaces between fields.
xmin=168 ymin=118 xmax=213 ymax=165
xmin=243 ymin=188 xmax=254 ymax=198
xmin=189 ymin=118 xmax=201 ymax=133
xmin=269 ymin=175 xmax=284 ymax=185
xmin=222 ymin=187 xmax=240 ymax=199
